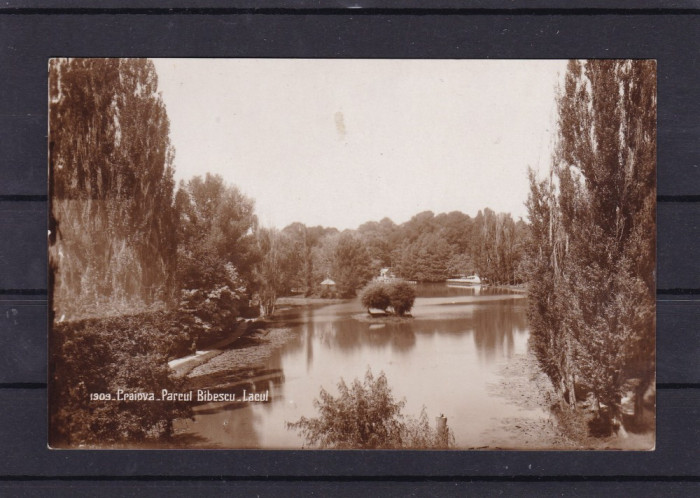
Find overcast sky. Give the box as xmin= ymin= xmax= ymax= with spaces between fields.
xmin=153 ymin=59 xmax=567 ymax=230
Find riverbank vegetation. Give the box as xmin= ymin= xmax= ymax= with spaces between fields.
xmin=50 ymin=312 xmax=192 ymax=447
xmin=287 ymin=368 xmax=452 ymax=449
xmin=525 ymin=60 xmax=656 ymax=438
xmin=49 ymin=58 xmax=655 ymax=447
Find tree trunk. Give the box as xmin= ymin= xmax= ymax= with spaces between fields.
xmin=566 ymin=372 xmax=576 ymax=410
xmin=565 ymin=333 xmax=577 ymax=410
xmin=634 ymin=372 xmax=653 ymax=424
xmin=558 ymin=379 xmax=569 ymax=411
xmin=613 ymin=412 xmax=629 ymax=438
xmin=592 ymin=393 xmax=601 ymax=417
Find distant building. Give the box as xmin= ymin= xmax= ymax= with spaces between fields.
xmin=377 ymin=267 xmax=396 ymax=282
xmin=320 ymin=278 xmax=336 ymax=291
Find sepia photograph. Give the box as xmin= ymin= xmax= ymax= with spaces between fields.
xmin=48 ymin=58 xmax=656 ymax=450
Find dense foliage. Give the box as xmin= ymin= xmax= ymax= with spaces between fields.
xmin=254 ymin=227 xmax=299 ymax=316
xmin=389 ymin=281 xmax=417 ymax=316
xmin=50 ymin=58 xmax=177 ymax=320
xmin=271 ymin=209 xmax=528 ymax=299
xmin=175 ymin=174 xmax=258 ymax=341
xmin=526 ymin=60 xmax=656 ymax=435
xmin=360 ymin=281 xmax=392 ymax=311
xmin=360 ymin=281 xmax=416 ymax=316
xmin=49 ymin=313 xmax=192 ymax=447
xmin=287 ymin=369 xmax=450 ymax=449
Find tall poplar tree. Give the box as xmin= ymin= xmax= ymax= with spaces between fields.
xmin=527 ymin=60 xmax=656 ymax=434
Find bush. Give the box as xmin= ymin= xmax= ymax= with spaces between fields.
xmin=387 ymin=281 xmax=416 ymax=317
xmin=50 ymin=312 xmax=192 ymax=447
xmin=287 ymin=368 xmax=449 ymax=449
xmin=359 ymin=280 xmax=416 ymax=316
xmin=360 ymin=281 xmax=391 ymax=311
xmin=178 ymin=285 xmax=242 ymax=348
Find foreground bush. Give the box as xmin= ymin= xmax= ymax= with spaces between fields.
xmin=359 ymin=280 xmax=416 ymax=316
xmin=287 ymin=368 xmax=450 ymax=449
xmin=50 ymin=312 xmax=192 ymax=447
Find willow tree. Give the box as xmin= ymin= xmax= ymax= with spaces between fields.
xmin=49 ymin=58 xmax=177 ymax=319
xmin=527 ymin=60 xmax=656 ymax=434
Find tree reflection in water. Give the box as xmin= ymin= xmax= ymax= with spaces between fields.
xmin=472 ymin=300 xmax=527 ymax=361
xmin=181 ymin=284 xmax=536 ymax=448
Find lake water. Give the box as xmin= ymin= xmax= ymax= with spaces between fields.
xmin=180 ymin=283 xmax=549 ymax=448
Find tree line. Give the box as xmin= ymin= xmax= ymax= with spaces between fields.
xmin=256 ymin=207 xmax=529 ymax=311
xmin=49 ymin=62 xmax=529 ymax=326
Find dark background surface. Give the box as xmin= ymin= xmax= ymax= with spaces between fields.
xmin=0 ymin=3 xmax=698 ymax=496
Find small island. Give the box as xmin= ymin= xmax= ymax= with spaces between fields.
xmin=359 ymin=278 xmax=416 ymax=318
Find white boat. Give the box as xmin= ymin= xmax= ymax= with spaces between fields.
xmin=445 ymin=275 xmax=482 ymax=285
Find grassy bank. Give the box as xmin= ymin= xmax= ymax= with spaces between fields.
xmin=489 ymin=347 xmax=654 ymax=450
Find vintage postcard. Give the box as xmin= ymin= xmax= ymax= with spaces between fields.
xmin=48 ymin=58 xmax=655 ymax=449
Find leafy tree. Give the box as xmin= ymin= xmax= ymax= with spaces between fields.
xmin=527 ymin=60 xmax=656 ymax=434
xmin=359 ymin=281 xmax=416 ymax=316
xmin=49 ymin=58 xmax=177 ymax=320
xmin=357 ymin=217 xmax=398 ymax=270
xmin=360 ymin=281 xmax=392 ymax=311
xmin=50 ymin=313 xmax=192 ymax=447
xmin=254 ymin=227 xmax=298 ymax=316
xmin=313 ymin=232 xmax=373 ymax=297
xmin=393 ymin=232 xmax=451 ymax=282
xmin=470 ymin=209 xmax=525 ymax=285
xmin=282 ymin=223 xmax=339 ymax=296
xmin=175 ymin=174 xmax=258 ymax=339
xmin=333 ymin=232 xmax=374 ymax=297
xmin=387 ymin=281 xmax=416 ymax=316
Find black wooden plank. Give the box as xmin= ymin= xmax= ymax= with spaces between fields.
xmin=1 ymin=15 xmax=699 ymax=196
xmin=0 ymin=115 xmax=47 ymax=197
xmin=658 ymin=56 xmax=700 ymax=197
xmin=0 ymin=201 xmax=46 ymax=290
xmin=2 ymin=1 xmax=700 ymax=10
xmin=1 ymin=388 xmax=696 ymax=476
xmin=658 ymin=203 xmax=700 ymax=291
xmin=0 ymin=481 xmax=698 ymax=497
xmin=0 ymin=298 xmax=46 ymax=385
xmin=656 ymin=296 xmax=700 ymax=386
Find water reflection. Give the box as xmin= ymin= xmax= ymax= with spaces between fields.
xmin=472 ymin=301 xmax=527 ymax=361
xmin=182 ymin=283 xmax=543 ymax=448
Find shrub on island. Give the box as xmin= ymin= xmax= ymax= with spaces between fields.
xmin=359 ymin=280 xmax=416 ymax=317
xmin=388 ymin=281 xmax=416 ymax=316
xmin=360 ymin=281 xmax=392 ymax=311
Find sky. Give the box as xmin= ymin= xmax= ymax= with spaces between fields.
xmin=153 ymin=59 xmax=567 ymax=230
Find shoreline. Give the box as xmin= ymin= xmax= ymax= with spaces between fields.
xmin=483 ymin=349 xmax=575 ymax=450
xmin=181 ymin=297 xmax=337 ymax=390
xmin=488 ymin=347 xmax=655 ymax=450
xmin=487 ymin=284 xmax=527 ymax=294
